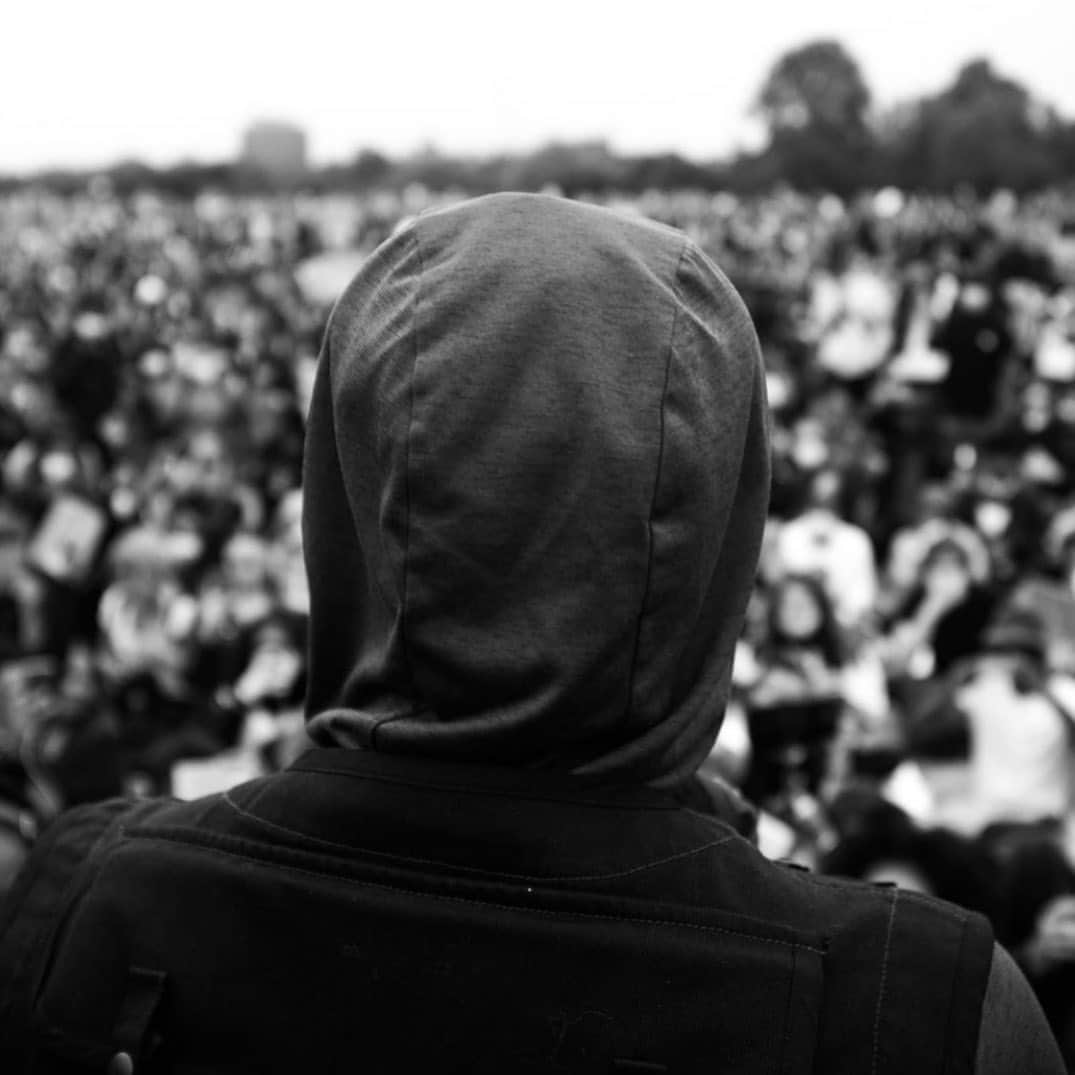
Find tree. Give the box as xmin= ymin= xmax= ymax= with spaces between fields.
xmin=757 ymin=39 xmax=871 ymax=135
xmin=349 ymin=149 xmax=392 ymax=189
xmin=889 ymin=59 xmax=1060 ymax=192
xmin=753 ymin=39 xmax=875 ymax=193
xmin=1053 ymin=121 xmax=1075 ymax=181
xmin=499 ymin=141 xmax=629 ymax=195
xmin=623 ymin=153 xmax=720 ymax=192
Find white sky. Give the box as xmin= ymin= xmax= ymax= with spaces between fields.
xmin=4 ymin=0 xmax=1074 ymax=173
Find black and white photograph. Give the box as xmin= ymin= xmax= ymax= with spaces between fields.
xmin=2 ymin=1 xmax=1075 ymax=1070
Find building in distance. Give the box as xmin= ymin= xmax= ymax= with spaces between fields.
xmin=239 ymin=121 xmax=308 ymax=182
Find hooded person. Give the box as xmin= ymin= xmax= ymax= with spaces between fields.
xmin=300 ymin=191 xmax=768 ymax=788
xmin=0 ymin=194 xmax=1060 ymax=1073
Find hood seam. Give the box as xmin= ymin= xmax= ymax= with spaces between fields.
xmin=371 ymin=225 xmax=426 ymax=749
xmin=623 ymin=239 xmax=691 ymax=726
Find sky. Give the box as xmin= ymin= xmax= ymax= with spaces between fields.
xmin=4 ymin=0 xmax=1075 ymax=174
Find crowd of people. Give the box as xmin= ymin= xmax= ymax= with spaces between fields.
xmin=2 ymin=179 xmax=1075 ymax=1060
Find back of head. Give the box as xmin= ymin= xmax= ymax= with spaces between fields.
xmin=302 ymin=193 xmax=770 ymax=786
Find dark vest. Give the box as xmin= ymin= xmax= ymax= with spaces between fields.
xmin=0 ymin=749 xmax=993 ymax=1073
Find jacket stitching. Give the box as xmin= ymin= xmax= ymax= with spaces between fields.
xmin=871 ymin=887 xmax=899 ymax=1075
xmin=371 ymin=225 xmax=426 ymax=747
xmin=120 ymin=831 xmax=827 ymax=955
xmin=219 ymin=791 xmax=735 ymax=883
xmin=680 ymin=805 xmax=751 ymax=838
xmin=287 ymin=763 xmax=682 ymax=811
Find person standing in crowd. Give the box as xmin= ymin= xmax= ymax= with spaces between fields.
xmin=959 ymin=611 xmax=1074 ymax=834
xmin=0 ymin=195 xmax=1061 ymax=1072
xmin=882 ymin=535 xmax=998 ymax=688
xmin=773 ymin=468 xmax=879 ymax=629
xmin=742 ymin=573 xmax=847 ymax=809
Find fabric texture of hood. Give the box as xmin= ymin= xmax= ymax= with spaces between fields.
xmin=303 ymin=193 xmax=770 ymax=787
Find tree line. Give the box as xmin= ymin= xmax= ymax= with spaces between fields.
xmin=5 ymin=41 xmax=1074 ymax=197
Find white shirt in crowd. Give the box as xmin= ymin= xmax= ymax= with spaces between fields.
xmin=774 ymin=508 xmax=879 ymax=628
xmin=956 ymin=669 xmax=1072 ymax=831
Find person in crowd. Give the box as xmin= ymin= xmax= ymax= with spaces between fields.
xmin=772 ymin=468 xmax=879 ymax=629
xmin=881 ymin=482 xmax=988 ymax=612
xmin=742 ymin=574 xmax=847 ymax=808
xmin=0 ymin=193 xmax=1061 ymax=1072
xmin=933 ymin=274 xmax=1017 ymax=435
xmin=751 ymin=574 xmax=847 ymax=704
xmin=956 ymin=611 xmax=1074 ymax=835
xmin=882 ymin=535 xmax=999 ymax=686
xmin=902 ymin=607 xmax=1074 ymax=838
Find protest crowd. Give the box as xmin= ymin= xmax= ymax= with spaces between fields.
xmin=2 ymin=180 xmax=1075 ymax=1060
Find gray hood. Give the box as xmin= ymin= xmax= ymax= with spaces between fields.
xmin=302 ymin=193 xmax=770 ymax=787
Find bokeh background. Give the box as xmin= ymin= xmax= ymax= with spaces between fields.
xmin=4 ymin=1 xmax=1075 ymax=1062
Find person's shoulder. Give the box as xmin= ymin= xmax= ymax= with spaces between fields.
xmin=792 ymin=872 xmax=1028 ymax=1069
xmin=0 ymin=795 xmax=146 ymax=1065
xmin=0 ymin=797 xmax=134 ymax=927
xmin=0 ymin=778 xmax=253 ymax=936
xmin=713 ymin=833 xmax=972 ymax=950
xmin=718 ymin=852 xmax=1003 ymax=1068
xmin=976 ymin=943 xmax=1065 ymax=1074
xmin=770 ymin=874 xmax=1063 ymax=1072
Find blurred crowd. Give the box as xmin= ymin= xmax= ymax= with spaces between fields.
xmin=3 ymin=180 xmax=1075 ymax=1059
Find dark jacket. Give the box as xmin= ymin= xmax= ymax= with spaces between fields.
xmin=0 ymin=749 xmax=1002 ymax=1073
